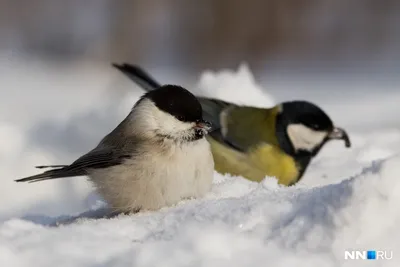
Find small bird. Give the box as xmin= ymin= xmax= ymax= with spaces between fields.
xmin=16 ymin=83 xmax=214 ymax=213
xmin=112 ymin=63 xmax=351 ymax=186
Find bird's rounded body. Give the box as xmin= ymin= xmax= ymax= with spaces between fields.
xmin=91 ymin=137 xmax=213 ymax=211
xmin=15 ymin=83 xmax=215 ymax=214
xmin=207 ymin=104 xmax=300 ymax=185
xmin=207 ymin=136 xmax=298 ymax=185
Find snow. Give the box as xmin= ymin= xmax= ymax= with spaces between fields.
xmin=196 ymin=63 xmax=275 ymax=108
xmin=1 ymin=57 xmax=400 ymax=266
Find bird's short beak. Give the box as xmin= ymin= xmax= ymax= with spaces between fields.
xmin=194 ymin=120 xmax=212 ymax=131
xmin=328 ymin=127 xmax=351 ymax=148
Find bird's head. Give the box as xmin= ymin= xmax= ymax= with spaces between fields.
xmin=276 ymin=100 xmax=351 ymax=158
xmin=132 ymin=85 xmax=212 ymax=142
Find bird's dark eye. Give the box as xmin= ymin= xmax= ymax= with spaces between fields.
xmin=310 ymin=124 xmax=320 ymax=130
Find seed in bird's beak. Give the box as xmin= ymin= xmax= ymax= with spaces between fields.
xmin=328 ymin=127 xmax=351 ymax=148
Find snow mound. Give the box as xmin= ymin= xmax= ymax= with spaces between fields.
xmin=1 ymin=156 xmax=400 ymax=267
xmin=197 ymin=63 xmax=275 ymax=108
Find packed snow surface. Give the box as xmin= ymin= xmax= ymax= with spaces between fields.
xmin=1 ymin=59 xmax=400 ymax=266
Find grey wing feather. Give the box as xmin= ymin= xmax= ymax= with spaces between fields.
xmin=65 ymin=148 xmax=132 ymax=170
xmin=15 ymin=147 xmax=131 ymax=183
xmin=16 ymin=109 xmax=137 ymax=183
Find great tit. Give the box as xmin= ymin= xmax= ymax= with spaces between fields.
xmin=15 ymin=84 xmax=214 ymax=213
xmin=112 ymin=63 xmax=351 ymax=186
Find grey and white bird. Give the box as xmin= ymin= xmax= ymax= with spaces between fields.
xmin=15 ymin=84 xmax=214 ymax=213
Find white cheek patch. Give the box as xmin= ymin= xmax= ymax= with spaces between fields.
xmin=287 ymin=124 xmax=328 ymax=152
xmin=132 ymin=99 xmax=194 ymax=137
xmin=154 ymin=108 xmax=194 ymax=135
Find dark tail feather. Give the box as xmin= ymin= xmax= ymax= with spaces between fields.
xmin=112 ymin=63 xmax=162 ymax=92
xmin=35 ymin=165 xmax=68 ymax=169
xmin=15 ymin=167 xmax=85 ymax=183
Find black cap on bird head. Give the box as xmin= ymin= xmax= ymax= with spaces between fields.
xmin=276 ymin=100 xmax=351 ymax=158
xmin=139 ymin=84 xmax=212 ymax=140
xmin=143 ymin=85 xmax=203 ymax=123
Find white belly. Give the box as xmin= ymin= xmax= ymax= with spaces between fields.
xmin=89 ymin=138 xmax=214 ymax=212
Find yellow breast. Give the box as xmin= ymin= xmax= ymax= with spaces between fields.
xmin=207 ymin=136 xmax=299 ymax=186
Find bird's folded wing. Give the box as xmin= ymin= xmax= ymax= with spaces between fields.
xmin=65 ymin=148 xmax=132 ymax=171
xmin=214 ymin=105 xmax=281 ymax=152
xmin=197 ymin=97 xmax=232 ymax=132
xmin=15 ymin=147 xmax=132 ymax=183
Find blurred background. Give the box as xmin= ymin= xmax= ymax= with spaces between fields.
xmin=1 ymin=0 xmax=399 ymax=72
xmin=1 ymin=0 xmax=400 ymax=220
